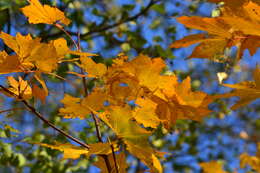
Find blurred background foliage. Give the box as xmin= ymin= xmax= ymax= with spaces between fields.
xmin=0 ymin=0 xmax=259 ymax=172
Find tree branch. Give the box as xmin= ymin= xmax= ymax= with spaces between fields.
xmin=111 ymin=142 xmax=119 ymax=173
xmin=81 ymin=76 xmax=112 ymax=172
xmin=43 ymin=0 xmax=161 ymax=40
xmin=0 ymin=84 xmax=90 ymax=149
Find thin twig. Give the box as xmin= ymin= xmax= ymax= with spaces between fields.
xmin=78 ymin=42 xmax=112 ymax=173
xmin=80 ymin=70 xmax=112 ymax=172
xmin=0 ymin=84 xmax=90 ymax=149
xmin=0 ymin=108 xmax=25 ymax=115
xmin=110 ymin=140 xmax=119 ymax=173
xmin=55 ymin=24 xmax=79 ymax=50
xmin=56 ymin=16 xmax=113 ymax=172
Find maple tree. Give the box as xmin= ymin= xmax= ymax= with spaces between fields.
xmin=0 ymin=0 xmax=259 ymax=172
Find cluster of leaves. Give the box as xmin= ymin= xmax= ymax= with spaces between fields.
xmin=0 ymin=0 xmax=259 ymax=172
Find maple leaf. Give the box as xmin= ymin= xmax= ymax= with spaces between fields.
xmin=1 ymin=77 xmax=32 ymax=100
xmin=200 ymin=161 xmax=227 ymax=173
xmin=207 ymin=0 xmax=260 ymax=11
xmin=127 ymin=54 xmax=167 ymax=91
xmin=59 ymin=95 xmax=89 ymax=119
xmin=170 ymin=3 xmax=260 ymax=61
xmin=133 ymin=97 xmax=162 ymax=128
xmin=37 ymin=142 xmax=118 ymax=160
xmin=222 ymin=67 xmax=260 ymax=110
xmin=0 ymin=32 xmax=40 ymax=70
xmin=221 ymin=2 xmax=260 ymax=37
xmin=59 ymin=89 xmax=107 ymax=119
xmin=32 ymin=84 xmax=47 ymax=104
xmin=240 ymin=143 xmax=260 ymax=172
xmin=150 ymin=77 xmax=214 ymax=130
xmin=101 ymin=54 xmax=214 ymax=130
xmin=21 ymin=0 xmax=70 ymax=26
xmin=94 ymin=152 xmax=128 ymax=173
xmin=104 ymin=54 xmax=177 ymax=103
xmin=98 ymin=106 xmax=163 ymax=173
xmin=0 ymin=51 xmax=21 ymax=74
xmin=0 ymin=32 xmax=41 ymax=61
xmin=0 ymin=32 xmax=65 ymax=73
xmin=80 ymin=56 xmax=107 ymax=78
xmin=104 ymin=72 xmax=140 ymax=103
xmin=26 ymin=42 xmax=60 ymax=72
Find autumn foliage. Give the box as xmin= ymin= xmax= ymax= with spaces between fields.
xmin=0 ymin=0 xmax=259 ymax=172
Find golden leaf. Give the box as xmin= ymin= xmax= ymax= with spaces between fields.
xmin=222 ymin=66 xmax=260 ymax=110
xmin=200 ymin=161 xmax=227 ymax=173
xmin=59 ymin=94 xmax=89 ymax=119
xmin=98 ymin=106 xmax=163 ymax=173
xmin=171 ymin=4 xmax=260 ymax=61
xmin=32 ymin=84 xmax=47 ymax=104
xmin=37 ymin=142 xmax=117 ymax=160
xmin=240 ymin=143 xmax=260 ymax=172
xmin=59 ymin=89 xmax=107 ymax=119
xmin=94 ymin=152 xmax=128 ymax=173
xmin=6 ymin=76 xmax=32 ymax=100
xmin=80 ymin=57 xmax=107 ymax=78
xmin=0 ymin=51 xmax=21 ymax=74
xmin=21 ymin=0 xmax=70 ymax=25
xmin=133 ymin=97 xmax=161 ymax=128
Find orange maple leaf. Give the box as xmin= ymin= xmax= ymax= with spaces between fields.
xmin=21 ymin=0 xmax=70 ymax=26
xmin=200 ymin=161 xmax=227 ymax=173
xmin=98 ymin=106 xmax=163 ymax=173
xmin=170 ymin=2 xmax=260 ymax=61
xmin=37 ymin=142 xmax=118 ymax=160
xmin=94 ymin=152 xmax=128 ymax=173
xmin=222 ymin=66 xmax=260 ymax=110
xmin=0 ymin=77 xmax=32 ymax=100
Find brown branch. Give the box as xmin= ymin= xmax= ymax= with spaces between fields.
xmin=80 ymin=0 xmax=161 ymax=38
xmin=80 ymin=71 xmax=112 ymax=172
xmin=0 ymin=108 xmax=25 ymax=115
xmin=111 ymin=142 xmax=119 ymax=173
xmin=0 ymin=84 xmax=90 ymax=149
xmin=44 ymin=0 xmax=161 ymax=40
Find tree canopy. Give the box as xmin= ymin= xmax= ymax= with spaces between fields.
xmin=0 ymin=0 xmax=259 ymax=172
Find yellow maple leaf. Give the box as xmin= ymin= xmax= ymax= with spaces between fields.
xmin=59 ymin=94 xmax=90 ymax=119
xmin=151 ymin=77 xmax=213 ymax=130
xmin=94 ymin=152 xmax=128 ymax=173
xmin=170 ymin=2 xmax=260 ymax=61
xmin=98 ymin=106 xmax=163 ymax=173
xmin=4 ymin=76 xmax=32 ymax=100
xmin=133 ymin=97 xmax=162 ymax=128
xmin=222 ymin=67 xmax=260 ymax=110
xmin=200 ymin=161 xmax=227 ymax=173
xmin=0 ymin=32 xmax=41 ymax=61
xmin=27 ymin=42 xmax=59 ymax=72
xmin=0 ymin=51 xmax=21 ymax=74
xmin=0 ymin=32 xmax=65 ymax=73
xmin=32 ymin=84 xmax=47 ymax=104
xmin=104 ymin=72 xmax=140 ymax=103
xmin=221 ymin=2 xmax=260 ymax=37
xmin=127 ymin=55 xmax=167 ymax=91
xmin=0 ymin=32 xmax=40 ymax=70
xmin=59 ymin=89 xmax=107 ymax=119
xmin=240 ymin=143 xmax=260 ymax=172
xmin=104 ymin=54 xmax=177 ymax=103
xmin=80 ymin=56 xmax=107 ymax=78
xmin=37 ymin=142 xmax=117 ymax=160
xmin=21 ymin=0 xmax=70 ymax=26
